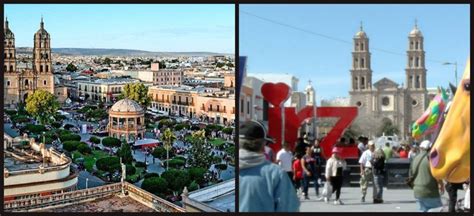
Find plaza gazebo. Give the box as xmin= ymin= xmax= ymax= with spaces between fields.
xmin=108 ymin=99 xmax=145 ymax=142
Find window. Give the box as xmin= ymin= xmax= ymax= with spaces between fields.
xmin=409 ymin=57 xmax=413 ymax=67
xmin=354 ymin=58 xmax=358 ymax=68
xmin=7 ymin=80 xmax=10 ymax=86
xmin=46 ymin=65 xmax=49 ymax=72
xmin=410 ymin=41 xmax=414 ymax=50
xmin=356 ymin=43 xmax=359 ymax=51
xmin=361 ymin=43 xmax=364 ymax=51
xmin=416 ymin=42 xmax=419 ymax=50
xmin=40 ymin=65 xmax=43 ymax=72
xmin=416 ymin=76 xmax=421 ymax=88
xmin=382 ymin=97 xmax=390 ymax=106
xmin=415 ymin=57 xmax=419 ymax=67
xmin=241 ymin=99 xmax=244 ymax=112
xmin=412 ymin=99 xmax=418 ymax=106
xmin=361 ymin=77 xmax=365 ymax=89
xmin=356 ymin=101 xmax=362 ymax=107
xmin=10 ymin=65 xmax=13 ymax=72
xmin=354 ymin=77 xmax=358 ymax=89
xmin=217 ymin=105 xmax=220 ymax=112
xmin=25 ymin=79 xmax=29 ymax=86
xmin=210 ymin=105 xmax=213 ymax=111
xmin=361 ymin=58 xmax=365 ymax=68
xmin=43 ymin=80 xmax=47 ymax=85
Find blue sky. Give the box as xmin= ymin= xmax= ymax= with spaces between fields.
xmin=240 ymin=4 xmax=470 ymax=104
xmin=5 ymin=4 xmax=235 ymax=53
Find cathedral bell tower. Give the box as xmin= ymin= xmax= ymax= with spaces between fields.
xmin=350 ymin=22 xmax=372 ymax=92
xmin=4 ymin=17 xmax=16 ymax=73
xmin=33 ymin=17 xmax=52 ymax=74
xmin=405 ymin=20 xmax=428 ymax=123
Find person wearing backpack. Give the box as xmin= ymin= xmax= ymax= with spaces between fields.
xmin=371 ymin=148 xmax=386 ymax=203
xmin=409 ymin=140 xmax=444 ymax=212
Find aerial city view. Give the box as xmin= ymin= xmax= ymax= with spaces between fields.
xmin=238 ymin=4 xmax=470 ymax=212
xmin=3 ymin=4 xmax=235 ymax=212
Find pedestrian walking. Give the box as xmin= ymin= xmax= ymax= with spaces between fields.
xmin=445 ymin=182 xmax=464 ymax=212
xmin=276 ymin=142 xmax=294 ymax=183
xmin=410 ymin=140 xmax=444 ymax=212
xmin=239 ymin=120 xmax=299 ymax=212
xmin=325 ymin=147 xmax=347 ymax=205
xmin=312 ymin=139 xmax=326 ymax=185
xmin=359 ymin=140 xmax=376 ymax=203
xmin=371 ymin=148 xmax=386 ymax=203
xmin=301 ymin=145 xmax=320 ymax=199
xmin=293 ymin=154 xmax=304 ymax=195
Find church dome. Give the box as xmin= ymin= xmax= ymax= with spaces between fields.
xmin=110 ymin=98 xmax=143 ymax=113
xmin=355 ymin=30 xmax=367 ymax=38
xmin=34 ymin=18 xmax=50 ymax=40
xmin=409 ymin=28 xmax=423 ymax=37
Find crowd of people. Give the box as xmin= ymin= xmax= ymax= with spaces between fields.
xmin=238 ymin=120 xmax=470 ymax=212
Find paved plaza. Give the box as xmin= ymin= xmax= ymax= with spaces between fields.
xmin=299 ymin=186 xmax=466 ymax=212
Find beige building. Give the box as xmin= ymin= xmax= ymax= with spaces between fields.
xmin=148 ymin=85 xmax=235 ymax=125
xmin=108 ymin=99 xmax=146 ymax=142
xmin=4 ymin=18 xmax=55 ymax=107
xmin=151 ymin=63 xmax=183 ymax=86
xmin=76 ymin=78 xmax=152 ymax=103
xmin=349 ymin=23 xmax=428 ymax=139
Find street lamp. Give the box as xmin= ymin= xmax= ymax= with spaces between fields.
xmin=443 ymin=62 xmax=458 ymax=86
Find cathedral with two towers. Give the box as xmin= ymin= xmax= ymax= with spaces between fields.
xmin=4 ymin=17 xmax=55 ymax=107
xmin=349 ymin=22 xmax=428 ymax=139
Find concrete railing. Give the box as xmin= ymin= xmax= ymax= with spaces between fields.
xmin=4 ymin=183 xmax=122 ymax=212
xmin=4 ymin=182 xmax=186 ymax=212
xmin=123 ymin=182 xmax=185 ymax=212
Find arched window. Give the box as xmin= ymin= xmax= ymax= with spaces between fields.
xmin=354 ymin=77 xmax=359 ymax=90
xmin=354 ymin=58 xmax=358 ymax=68
xmin=355 ymin=43 xmax=359 ymax=51
xmin=415 ymin=57 xmax=419 ymax=67
xmin=410 ymin=41 xmax=414 ymax=50
xmin=361 ymin=58 xmax=365 ymax=68
xmin=46 ymin=65 xmax=49 ymax=72
xmin=40 ymin=65 xmax=43 ymax=72
xmin=416 ymin=41 xmax=419 ymax=50
xmin=382 ymin=97 xmax=390 ymax=106
xmin=7 ymin=81 xmax=10 ymax=86
xmin=409 ymin=57 xmax=413 ymax=67
xmin=361 ymin=77 xmax=365 ymax=89
xmin=10 ymin=65 xmax=13 ymax=72
xmin=415 ymin=75 xmax=420 ymax=88
xmin=361 ymin=43 xmax=364 ymax=51
xmin=43 ymin=80 xmax=47 ymax=85
xmin=25 ymin=79 xmax=29 ymax=86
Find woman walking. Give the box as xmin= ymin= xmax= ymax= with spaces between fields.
xmin=371 ymin=148 xmax=386 ymax=203
xmin=301 ymin=146 xmax=319 ymax=199
xmin=325 ymin=147 xmax=347 ymax=204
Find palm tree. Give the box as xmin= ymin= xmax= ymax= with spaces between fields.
xmin=163 ymin=128 xmax=176 ymax=170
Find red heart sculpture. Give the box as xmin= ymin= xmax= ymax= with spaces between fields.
xmin=261 ymin=82 xmax=291 ymax=107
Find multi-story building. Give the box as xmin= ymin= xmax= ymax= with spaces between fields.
xmin=4 ymin=18 xmax=55 ymax=107
xmin=150 ymin=63 xmax=183 ymax=86
xmin=148 ymin=85 xmax=235 ymax=125
xmin=76 ymin=78 xmax=152 ymax=103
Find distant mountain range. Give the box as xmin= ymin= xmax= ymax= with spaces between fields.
xmin=16 ymin=47 xmax=229 ymax=57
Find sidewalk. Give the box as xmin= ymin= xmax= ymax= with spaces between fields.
xmin=299 ymin=186 xmax=465 ymax=212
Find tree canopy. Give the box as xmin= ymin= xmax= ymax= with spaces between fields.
xmin=25 ymin=90 xmax=60 ymax=125
xmin=118 ymin=83 xmax=152 ymax=109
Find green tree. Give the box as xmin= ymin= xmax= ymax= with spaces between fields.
xmin=96 ymin=156 xmax=121 ymax=173
xmin=152 ymin=146 xmax=167 ymax=160
xmin=63 ymin=141 xmax=82 ymax=152
xmin=25 ymin=90 xmax=60 ymax=125
xmin=187 ymin=167 xmax=207 ymax=185
xmin=188 ymin=180 xmax=199 ymax=192
xmin=77 ymin=143 xmax=92 ymax=154
xmin=118 ymin=142 xmax=133 ymax=164
xmin=161 ymin=169 xmax=190 ymax=194
xmin=163 ymin=128 xmax=176 ymax=170
xmin=118 ymin=83 xmax=152 ymax=109
xmin=141 ymin=177 xmax=168 ymax=197
xmin=188 ymin=129 xmax=213 ymax=169
xmin=102 ymin=137 xmax=121 ymax=147
xmin=66 ymin=63 xmax=78 ymax=72
xmin=378 ymin=118 xmax=400 ymax=136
